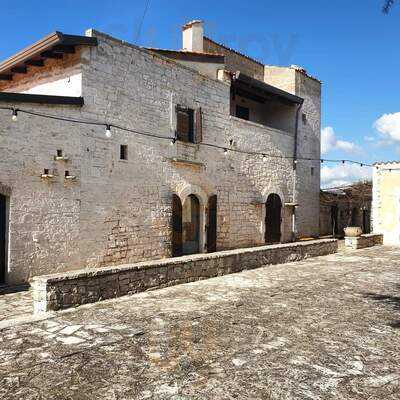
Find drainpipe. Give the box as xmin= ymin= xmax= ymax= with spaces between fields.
xmin=292 ymin=101 xmax=304 ymax=242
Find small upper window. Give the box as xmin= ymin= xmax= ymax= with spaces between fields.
xmin=120 ymin=145 xmax=128 ymax=160
xmin=302 ymin=113 xmax=307 ymax=124
xmin=176 ymin=106 xmax=195 ymax=143
xmin=236 ymin=105 xmax=250 ymax=121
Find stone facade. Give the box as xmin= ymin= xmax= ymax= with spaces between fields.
xmin=372 ymin=162 xmax=400 ymax=245
xmin=0 ymin=22 xmax=321 ymax=285
xmin=31 ymin=239 xmax=338 ymax=313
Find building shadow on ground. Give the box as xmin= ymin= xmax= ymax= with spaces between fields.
xmin=0 ymin=284 xmax=30 ymax=295
xmin=363 ymin=286 xmax=400 ymax=329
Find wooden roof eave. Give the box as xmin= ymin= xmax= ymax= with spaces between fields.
xmin=0 ymin=31 xmax=98 ymax=77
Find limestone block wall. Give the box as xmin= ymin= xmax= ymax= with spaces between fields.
xmin=203 ymin=37 xmax=265 ymax=80
xmin=264 ymin=66 xmax=321 ymax=238
xmin=31 ymin=239 xmax=338 ymax=313
xmin=0 ymin=104 xmax=85 ymax=284
xmin=0 ymin=30 xmax=321 ymax=284
xmin=372 ymin=163 xmax=400 ymax=245
xmin=344 ymin=234 xmax=383 ymax=250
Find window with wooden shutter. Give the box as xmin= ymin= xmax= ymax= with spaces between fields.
xmin=172 ymin=194 xmax=183 ymax=257
xmin=194 ymin=107 xmax=203 ymax=144
xmin=176 ymin=105 xmax=194 ymax=143
xmin=207 ymin=194 xmax=217 ymax=253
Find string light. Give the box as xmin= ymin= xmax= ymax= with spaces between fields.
xmin=0 ymin=105 xmax=390 ymax=170
xmin=105 ymin=125 xmax=112 ymax=138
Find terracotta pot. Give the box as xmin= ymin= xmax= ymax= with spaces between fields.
xmin=344 ymin=226 xmax=363 ymax=237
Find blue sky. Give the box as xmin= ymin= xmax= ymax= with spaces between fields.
xmin=1 ymin=0 xmax=399 ymax=186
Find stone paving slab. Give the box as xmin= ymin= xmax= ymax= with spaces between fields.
xmin=0 ymin=246 xmax=400 ymax=399
xmin=0 ymin=286 xmax=32 ymax=323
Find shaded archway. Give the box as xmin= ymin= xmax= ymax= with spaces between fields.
xmin=265 ymin=193 xmax=282 ymax=243
xmin=182 ymin=194 xmax=201 ymax=255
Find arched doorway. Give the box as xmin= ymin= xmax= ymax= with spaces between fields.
xmin=182 ymin=194 xmax=200 ymax=255
xmin=265 ymin=194 xmax=282 ymax=244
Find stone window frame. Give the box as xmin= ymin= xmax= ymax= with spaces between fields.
xmin=175 ymin=184 xmax=212 ymax=254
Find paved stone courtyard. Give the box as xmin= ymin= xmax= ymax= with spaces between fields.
xmin=0 ymin=286 xmax=32 ymax=323
xmin=1 ymin=246 xmax=400 ymax=399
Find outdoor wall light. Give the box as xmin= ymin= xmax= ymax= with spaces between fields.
xmin=41 ymin=169 xmax=54 ymax=179
xmin=54 ymin=149 xmax=69 ymax=161
xmin=11 ymin=109 xmax=18 ymax=122
xmin=64 ymin=171 xmax=76 ymax=181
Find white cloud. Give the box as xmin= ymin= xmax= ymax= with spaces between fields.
xmin=321 ymin=127 xmax=359 ymax=155
xmin=374 ymin=112 xmax=400 ymax=141
xmin=321 ymin=163 xmax=372 ymax=188
xmin=364 ymin=135 xmax=375 ymax=142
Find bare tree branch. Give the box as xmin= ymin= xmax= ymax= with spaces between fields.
xmin=383 ymin=0 xmax=396 ymax=14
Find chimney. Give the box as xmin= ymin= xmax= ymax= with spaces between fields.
xmin=182 ymin=20 xmax=204 ymax=52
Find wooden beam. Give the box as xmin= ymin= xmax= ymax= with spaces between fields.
xmin=0 ymin=92 xmax=84 ymax=106
xmin=25 ymin=59 xmax=44 ymax=67
xmin=40 ymin=51 xmax=63 ymax=59
xmin=11 ymin=66 xmax=27 ymax=74
xmin=0 ymin=74 xmax=12 ymax=81
xmin=52 ymin=45 xmax=75 ymax=54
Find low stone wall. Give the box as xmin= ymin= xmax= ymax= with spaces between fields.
xmin=31 ymin=239 xmax=337 ymax=313
xmin=344 ymin=234 xmax=383 ymax=250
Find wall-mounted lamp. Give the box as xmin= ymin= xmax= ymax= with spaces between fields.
xmin=41 ymin=168 xmax=54 ymax=179
xmin=54 ymin=149 xmax=69 ymax=161
xmin=64 ymin=171 xmax=76 ymax=181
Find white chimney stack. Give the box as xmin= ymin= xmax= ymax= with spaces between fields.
xmin=182 ymin=20 xmax=204 ymax=52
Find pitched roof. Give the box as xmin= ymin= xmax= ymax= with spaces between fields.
xmin=145 ymin=48 xmax=225 ymax=64
xmin=0 ymin=32 xmax=97 ymax=81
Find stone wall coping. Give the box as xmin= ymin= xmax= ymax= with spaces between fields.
xmin=345 ymin=233 xmax=383 ymax=239
xmin=31 ymin=239 xmax=336 ymax=284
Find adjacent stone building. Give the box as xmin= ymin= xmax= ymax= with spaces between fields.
xmin=372 ymin=162 xmax=400 ymax=245
xmin=320 ymin=182 xmax=372 ymax=237
xmin=0 ymin=21 xmax=321 ymax=285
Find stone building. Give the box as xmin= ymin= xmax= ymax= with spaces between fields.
xmin=0 ymin=21 xmax=321 ymax=285
xmin=320 ymin=182 xmax=372 ymax=237
xmin=372 ymin=162 xmax=400 ymax=245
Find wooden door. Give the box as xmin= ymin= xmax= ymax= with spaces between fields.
xmin=0 ymin=195 xmax=6 ymax=284
xmin=172 ymin=194 xmax=182 ymax=257
xmin=207 ymin=195 xmax=217 ymax=253
xmin=265 ymin=194 xmax=282 ymax=243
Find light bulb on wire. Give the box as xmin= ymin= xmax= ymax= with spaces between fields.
xmin=11 ymin=109 xmax=18 ymax=122
xmin=105 ymin=125 xmax=112 ymax=138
